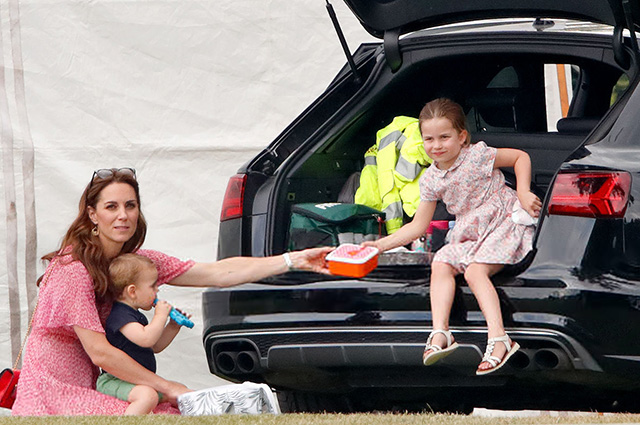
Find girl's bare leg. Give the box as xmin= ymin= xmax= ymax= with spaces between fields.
xmin=426 ymin=261 xmax=459 ymax=351
xmin=463 ymin=263 xmax=510 ymax=369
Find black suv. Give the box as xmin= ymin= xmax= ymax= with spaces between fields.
xmin=203 ymin=0 xmax=640 ymax=413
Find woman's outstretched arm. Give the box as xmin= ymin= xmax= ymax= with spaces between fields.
xmin=168 ymin=246 xmax=334 ymax=288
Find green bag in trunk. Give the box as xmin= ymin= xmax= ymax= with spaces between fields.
xmin=288 ymin=203 xmax=386 ymax=251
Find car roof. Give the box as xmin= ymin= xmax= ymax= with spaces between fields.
xmin=341 ymin=0 xmax=631 ymax=38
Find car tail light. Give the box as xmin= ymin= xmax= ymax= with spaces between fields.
xmin=548 ymin=171 xmax=631 ymax=218
xmin=220 ymin=174 xmax=246 ymax=222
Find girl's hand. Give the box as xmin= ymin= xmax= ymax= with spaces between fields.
xmin=518 ymin=190 xmax=542 ymax=218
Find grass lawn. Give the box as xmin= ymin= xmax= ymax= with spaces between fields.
xmin=1 ymin=413 xmax=640 ymax=425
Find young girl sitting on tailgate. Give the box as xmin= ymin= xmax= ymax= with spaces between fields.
xmin=364 ymin=98 xmax=541 ymax=375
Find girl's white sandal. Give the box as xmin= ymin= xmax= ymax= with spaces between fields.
xmin=423 ymin=329 xmax=459 ymax=366
xmin=476 ymin=334 xmax=520 ymax=376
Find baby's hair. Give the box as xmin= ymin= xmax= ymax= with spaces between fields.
xmin=109 ymin=253 xmax=156 ymax=297
xmin=419 ymin=98 xmax=471 ymax=146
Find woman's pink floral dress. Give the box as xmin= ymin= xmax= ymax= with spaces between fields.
xmin=12 ymin=249 xmax=194 ymax=416
xmin=420 ymin=141 xmax=534 ymax=273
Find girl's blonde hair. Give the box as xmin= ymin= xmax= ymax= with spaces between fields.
xmin=109 ymin=253 xmax=155 ymax=298
xmin=419 ymin=98 xmax=471 ymax=146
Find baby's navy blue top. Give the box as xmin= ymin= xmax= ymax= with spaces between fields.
xmin=105 ymin=301 xmax=156 ymax=373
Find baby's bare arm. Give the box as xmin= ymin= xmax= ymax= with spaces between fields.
xmin=153 ymin=308 xmax=190 ymax=353
xmin=120 ymin=301 xmax=171 ymax=348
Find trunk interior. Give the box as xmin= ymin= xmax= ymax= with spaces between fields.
xmin=269 ymin=31 xmax=629 ymax=273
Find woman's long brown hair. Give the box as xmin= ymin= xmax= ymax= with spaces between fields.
xmin=39 ymin=170 xmax=147 ymax=301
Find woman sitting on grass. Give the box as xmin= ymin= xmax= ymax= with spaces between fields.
xmin=12 ymin=168 xmax=331 ymax=415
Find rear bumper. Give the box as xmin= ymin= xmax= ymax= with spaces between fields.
xmin=202 ymin=276 xmax=640 ymax=401
xmin=204 ymin=325 xmax=601 ymax=381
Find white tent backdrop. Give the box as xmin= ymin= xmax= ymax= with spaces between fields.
xmin=0 ymin=0 xmax=375 ymax=392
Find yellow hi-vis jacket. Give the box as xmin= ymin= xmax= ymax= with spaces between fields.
xmin=355 ymin=116 xmax=432 ymax=234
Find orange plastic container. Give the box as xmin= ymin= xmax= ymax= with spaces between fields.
xmin=326 ymin=244 xmax=379 ymax=278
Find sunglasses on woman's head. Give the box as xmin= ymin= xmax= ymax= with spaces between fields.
xmin=88 ymin=167 xmax=137 ymax=192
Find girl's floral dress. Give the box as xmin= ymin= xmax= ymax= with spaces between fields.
xmin=420 ymin=141 xmax=534 ymax=273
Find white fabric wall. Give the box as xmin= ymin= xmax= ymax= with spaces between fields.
xmin=0 ymin=0 xmax=375 ymax=391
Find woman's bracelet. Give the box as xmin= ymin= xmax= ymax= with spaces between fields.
xmin=283 ymin=252 xmax=294 ymax=271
